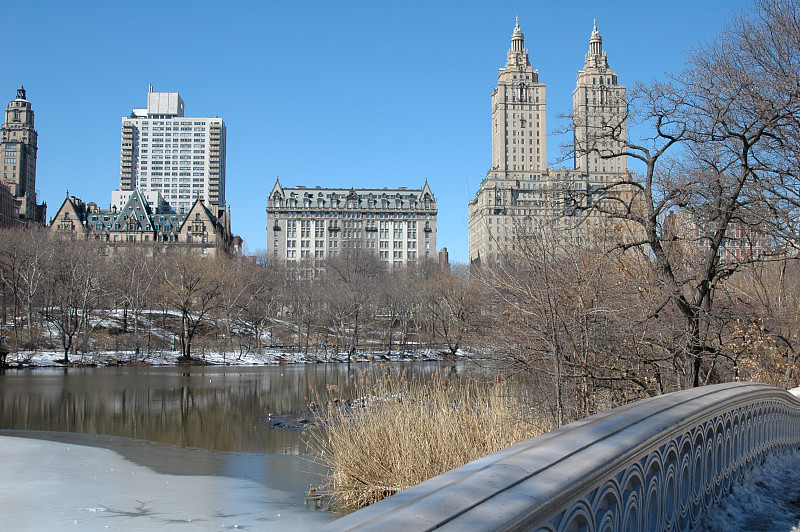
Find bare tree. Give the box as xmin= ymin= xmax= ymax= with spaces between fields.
xmin=564 ymin=0 xmax=800 ymax=388
xmin=162 ymin=251 xmax=224 ymax=361
xmin=111 ymin=247 xmax=164 ymax=359
xmin=320 ymin=250 xmax=384 ymax=357
xmin=0 ymin=228 xmax=54 ymax=350
xmin=425 ymin=264 xmax=481 ymax=358
xmin=213 ymin=257 xmax=256 ymax=360
xmin=40 ymin=239 xmax=108 ymax=363
xmin=235 ymin=258 xmax=281 ymax=356
xmin=720 ymin=257 xmax=800 ymax=388
xmin=280 ymin=262 xmax=321 ymax=355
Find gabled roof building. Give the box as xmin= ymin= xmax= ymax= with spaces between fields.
xmin=50 ymin=189 xmax=239 ymax=257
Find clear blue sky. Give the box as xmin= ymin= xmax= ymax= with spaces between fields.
xmin=2 ymin=0 xmax=748 ymax=262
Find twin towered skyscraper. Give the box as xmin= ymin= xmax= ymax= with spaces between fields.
xmin=468 ymin=19 xmax=629 ymax=264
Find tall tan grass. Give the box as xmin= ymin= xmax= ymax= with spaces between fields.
xmin=307 ymin=369 xmax=551 ymax=511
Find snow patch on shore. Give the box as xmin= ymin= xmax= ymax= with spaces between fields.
xmin=6 ymin=346 xmax=458 ymax=367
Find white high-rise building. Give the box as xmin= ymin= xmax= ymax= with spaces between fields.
xmin=116 ymin=86 xmax=226 ymax=213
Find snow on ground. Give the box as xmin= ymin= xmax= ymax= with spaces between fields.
xmin=0 ymin=435 xmax=338 ymax=531
xmin=7 ymin=346 xmax=456 ymax=367
xmin=3 ymin=308 xmax=466 ymax=367
xmin=699 ymin=448 xmax=800 ymax=531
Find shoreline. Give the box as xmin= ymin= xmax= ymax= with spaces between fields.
xmin=2 ymin=347 xmax=463 ymax=369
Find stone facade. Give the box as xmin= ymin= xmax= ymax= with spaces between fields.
xmin=468 ymin=20 xmax=634 ymax=265
xmin=1 ymin=86 xmax=46 ymax=225
xmin=0 ymin=181 xmax=20 ymax=228
xmin=49 ymin=189 xmax=239 ymax=257
xmin=266 ymin=179 xmax=437 ymax=268
xmin=573 ymin=20 xmax=627 ymax=174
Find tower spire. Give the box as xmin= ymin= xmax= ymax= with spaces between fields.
xmin=586 ymin=19 xmax=607 ymax=69
xmin=509 ymin=17 xmax=527 ymax=58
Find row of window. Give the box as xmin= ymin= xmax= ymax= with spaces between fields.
xmin=136 ymin=121 xmax=209 ymax=126
xmin=274 ymin=211 xmax=431 ymax=219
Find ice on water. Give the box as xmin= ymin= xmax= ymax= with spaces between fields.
xmin=0 ymin=435 xmax=338 ymax=530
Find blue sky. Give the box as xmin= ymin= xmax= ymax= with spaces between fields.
xmin=2 ymin=1 xmax=748 ymax=262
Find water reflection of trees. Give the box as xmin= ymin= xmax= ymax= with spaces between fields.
xmin=0 ymin=363 xmax=446 ymax=453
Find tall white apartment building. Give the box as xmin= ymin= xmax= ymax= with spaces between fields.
xmin=116 ymin=86 xmax=226 ymax=213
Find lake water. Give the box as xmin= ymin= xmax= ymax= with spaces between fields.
xmin=0 ymin=362 xmax=451 ymax=530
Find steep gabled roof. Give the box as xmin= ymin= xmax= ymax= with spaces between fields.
xmin=179 ymin=198 xmax=218 ymax=232
xmin=110 ymin=188 xmax=153 ymax=232
xmin=421 ymin=179 xmax=434 ymax=200
xmin=269 ymin=178 xmax=284 ymax=200
xmin=50 ymin=196 xmax=89 ymax=234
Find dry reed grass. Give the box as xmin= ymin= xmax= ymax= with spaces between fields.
xmin=307 ymin=368 xmax=551 ymax=511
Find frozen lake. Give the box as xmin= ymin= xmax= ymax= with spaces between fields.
xmin=0 ymin=363 xmax=449 ymax=530
xmin=0 ymin=435 xmax=337 ymax=530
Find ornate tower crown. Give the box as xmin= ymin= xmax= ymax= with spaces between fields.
xmin=506 ymin=16 xmax=531 ymax=69
xmin=585 ymin=19 xmax=609 ymax=71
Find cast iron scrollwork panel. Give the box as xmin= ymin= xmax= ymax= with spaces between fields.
xmin=540 ymin=400 xmax=800 ymax=532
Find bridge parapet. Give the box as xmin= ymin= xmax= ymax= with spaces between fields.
xmin=319 ymin=382 xmax=800 ymax=531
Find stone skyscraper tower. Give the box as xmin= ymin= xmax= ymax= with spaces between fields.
xmin=1 ymin=86 xmax=45 ymax=225
xmin=490 ymin=17 xmax=547 ymax=176
xmin=468 ymin=19 xmax=632 ymax=264
xmin=469 ymin=18 xmax=550 ymax=264
xmin=572 ymin=21 xmax=627 ymax=174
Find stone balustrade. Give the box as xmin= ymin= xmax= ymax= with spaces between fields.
xmin=319 ymin=382 xmax=800 ymax=531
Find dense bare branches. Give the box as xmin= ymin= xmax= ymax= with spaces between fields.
xmin=40 ymin=239 xmax=109 ymax=362
xmin=0 ymin=228 xmax=54 ymax=349
xmin=162 ymin=250 xmax=225 ymax=360
xmin=557 ymin=0 xmax=800 ymax=389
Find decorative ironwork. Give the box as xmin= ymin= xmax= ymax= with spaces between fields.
xmin=539 ymin=399 xmax=800 ymax=531
xmin=320 ymin=383 xmax=800 ymax=532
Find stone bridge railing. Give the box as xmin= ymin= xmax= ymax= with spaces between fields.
xmin=319 ymin=382 xmax=800 ymax=531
